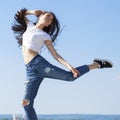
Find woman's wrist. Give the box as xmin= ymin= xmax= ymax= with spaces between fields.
xmin=67 ymin=64 xmax=73 ymax=70
xmin=25 ymin=10 xmax=41 ymax=16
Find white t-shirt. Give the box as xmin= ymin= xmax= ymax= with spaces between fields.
xmin=22 ymin=22 xmax=52 ymax=53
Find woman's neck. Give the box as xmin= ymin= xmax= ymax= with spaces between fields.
xmin=36 ymin=23 xmax=44 ymax=30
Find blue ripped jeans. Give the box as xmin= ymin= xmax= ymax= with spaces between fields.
xmin=23 ymin=54 xmax=89 ymax=120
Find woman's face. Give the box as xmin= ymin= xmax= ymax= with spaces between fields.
xmin=39 ymin=12 xmax=54 ymax=27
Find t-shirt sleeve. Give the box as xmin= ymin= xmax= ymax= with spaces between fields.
xmin=43 ymin=33 xmax=52 ymax=41
xmin=26 ymin=22 xmax=34 ymax=29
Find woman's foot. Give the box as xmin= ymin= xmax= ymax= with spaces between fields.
xmin=93 ymin=59 xmax=113 ymax=68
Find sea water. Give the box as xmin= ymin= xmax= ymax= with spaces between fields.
xmin=0 ymin=114 xmax=120 ymax=120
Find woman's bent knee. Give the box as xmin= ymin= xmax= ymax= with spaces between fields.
xmin=22 ymin=99 xmax=30 ymax=106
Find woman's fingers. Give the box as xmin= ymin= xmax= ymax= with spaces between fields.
xmin=71 ymin=68 xmax=80 ymax=78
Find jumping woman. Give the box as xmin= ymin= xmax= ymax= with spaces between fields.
xmin=12 ymin=8 xmax=113 ymax=120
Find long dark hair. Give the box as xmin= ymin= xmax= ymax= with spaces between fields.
xmin=11 ymin=8 xmax=60 ymax=46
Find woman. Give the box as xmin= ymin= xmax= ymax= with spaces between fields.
xmin=12 ymin=8 xmax=113 ymax=120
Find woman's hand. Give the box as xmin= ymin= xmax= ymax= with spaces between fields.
xmin=70 ymin=67 xmax=80 ymax=78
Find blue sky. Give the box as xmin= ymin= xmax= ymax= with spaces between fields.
xmin=0 ymin=0 xmax=120 ymax=115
